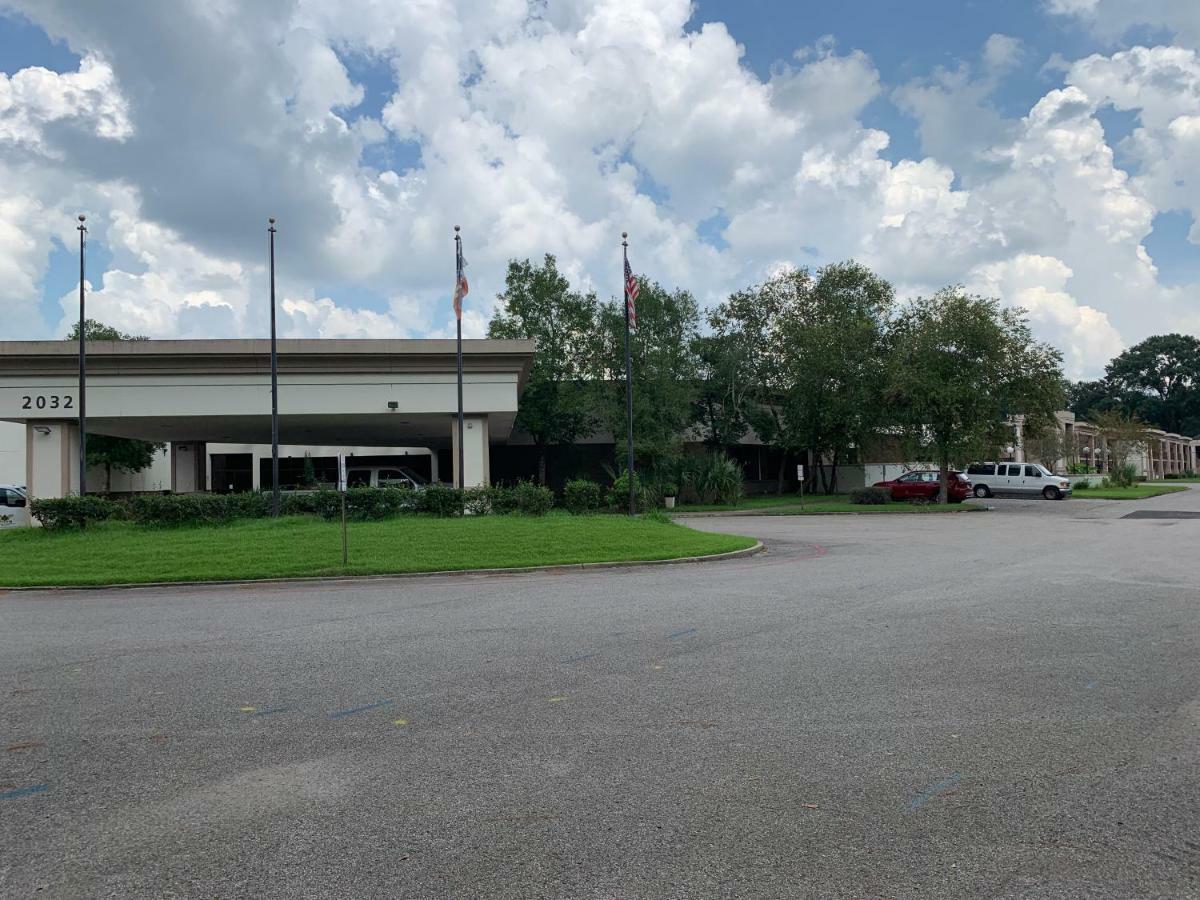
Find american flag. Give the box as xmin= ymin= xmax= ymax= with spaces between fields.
xmin=624 ymin=256 xmax=639 ymax=328
xmin=453 ymin=254 xmax=469 ymax=321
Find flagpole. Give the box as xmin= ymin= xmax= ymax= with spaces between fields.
xmin=77 ymin=214 xmax=87 ymax=497
xmin=268 ymin=218 xmax=280 ymax=517
xmin=622 ymin=232 xmax=635 ymax=517
xmin=454 ymin=225 xmax=465 ymax=490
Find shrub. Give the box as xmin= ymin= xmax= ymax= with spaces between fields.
xmin=849 ymin=487 xmax=890 ymax=505
xmin=610 ymin=471 xmax=648 ymax=512
xmin=1102 ymin=464 xmax=1138 ymax=489
xmin=463 ymin=486 xmax=492 ymax=516
xmin=679 ymin=452 xmax=743 ymax=505
xmin=416 ymin=483 xmax=464 ymax=517
xmin=485 ymin=484 xmax=520 ymax=515
xmin=129 ymin=492 xmax=270 ymax=526
xmin=31 ymin=495 xmax=123 ymax=530
xmin=1072 ymin=479 xmax=1090 ymax=490
xmin=563 ymin=479 xmax=603 ymax=515
xmin=1185 ymin=469 xmax=1197 ymax=479
xmin=660 ymin=481 xmax=678 ymax=498
xmin=315 ymin=487 xmax=416 ymax=521
xmin=279 ymin=492 xmax=322 ymax=516
xmin=513 ymin=481 xmax=554 ymax=516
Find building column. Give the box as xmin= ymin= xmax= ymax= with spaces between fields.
xmin=428 ymin=449 xmax=439 ymax=484
xmin=1012 ymin=415 xmax=1026 ymax=463
xmin=25 ymin=421 xmax=80 ymax=502
xmin=450 ymin=415 xmax=490 ymax=488
xmin=170 ymin=441 xmax=207 ymax=493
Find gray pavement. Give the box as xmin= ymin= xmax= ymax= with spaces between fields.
xmin=2 ymin=489 xmax=1199 ymax=898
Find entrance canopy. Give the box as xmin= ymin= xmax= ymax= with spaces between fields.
xmin=0 ymin=338 xmax=533 ymax=498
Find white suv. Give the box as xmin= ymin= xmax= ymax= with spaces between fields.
xmin=965 ymin=463 xmax=1072 ymax=500
xmin=345 ymin=465 xmax=428 ymax=490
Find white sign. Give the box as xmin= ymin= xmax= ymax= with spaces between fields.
xmin=338 ymin=453 xmax=347 ymax=492
xmin=796 ymin=464 xmax=804 ymax=479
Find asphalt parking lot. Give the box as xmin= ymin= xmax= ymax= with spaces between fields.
xmin=2 ymin=488 xmax=1198 ymax=898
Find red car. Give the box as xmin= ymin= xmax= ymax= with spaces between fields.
xmin=873 ymin=470 xmax=972 ymax=503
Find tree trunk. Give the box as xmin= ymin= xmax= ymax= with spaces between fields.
xmin=828 ymin=450 xmax=840 ymax=494
xmin=776 ymin=455 xmax=786 ymax=496
xmin=938 ymin=455 xmax=950 ymax=504
xmin=537 ymin=447 xmax=547 ymax=487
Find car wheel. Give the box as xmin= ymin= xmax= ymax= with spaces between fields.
xmin=1042 ymin=486 xmax=1060 ymax=501
xmin=973 ymin=484 xmax=991 ymax=498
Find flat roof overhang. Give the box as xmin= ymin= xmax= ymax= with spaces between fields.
xmin=0 ymin=339 xmax=534 ymax=446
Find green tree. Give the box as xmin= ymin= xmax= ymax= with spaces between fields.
xmin=63 ymin=320 xmax=163 ymax=493
xmin=706 ymin=262 xmax=894 ymax=493
xmin=888 ymin=289 xmax=1065 ymax=503
xmin=1091 ymin=409 xmax=1150 ymax=486
xmin=1104 ymin=334 xmax=1200 ymax=434
xmin=487 ymin=255 xmax=599 ymax=485
xmin=593 ymin=279 xmax=700 ymax=476
xmin=65 ymin=319 xmax=147 ymax=342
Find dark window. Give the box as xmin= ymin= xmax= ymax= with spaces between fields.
xmin=347 ymin=469 xmax=371 ymax=488
xmin=966 ymin=464 xmax=991 ymax=475
xmin=898 ymin=472 xmax=921 ymax=482
xmin=1025 ymin=466 xmax=1041 ymax=478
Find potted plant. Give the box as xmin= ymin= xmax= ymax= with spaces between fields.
xmin=661 ymin=482 xmax=678 ymax=509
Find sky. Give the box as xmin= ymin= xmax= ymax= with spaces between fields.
xmin=2 ymin=0 xmax=1200 ymax=379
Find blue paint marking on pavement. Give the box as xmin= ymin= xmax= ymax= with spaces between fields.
xmin=252 ymin=707 xmax=289 ymax=717
xmin=329 ymin=699 xmax=394 ymax=720
xmin=907 ymin=774 xmax=963 ymax=812
xmin=667 ymin=628 xmax=697 ymax=640
xmin=1 ymin=783 xmax=48 ymax=800
xmin=560 ymin=653 xmax=598 ymax=663
xmin=1084 ymin=680 xmax=1098 ymax=690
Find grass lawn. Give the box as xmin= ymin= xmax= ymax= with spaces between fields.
xmin=0 ymin=514 xmax=758 ymax=588
xmin=676 ymin=494 xmax=981 ymax=515
xmin=1072 ymin=484 xmax=1189 ymax=500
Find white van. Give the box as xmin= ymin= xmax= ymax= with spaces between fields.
xmin=0 ymin=484 xmax=30 ymax=528
xmin=965 ymin=463 xmax=1072 ymax=500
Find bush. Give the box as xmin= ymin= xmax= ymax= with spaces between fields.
xmin=563 ymin=479 xmax=604 ymax=515
xmin=279 ymin=492 xmax=322 ymax=516
xmin=31 ymin=495 xmax=123 ymax=530
xmin=1185 ymin=469 xmax=1197 ymax=479
xmin=416 ymin=483 xmax=464 ymax=517
xmin=485 ymin=484 xmax=520 ymax=515
xmin=679 ymin=452 xmax=743 ymax=506
xmin=1102 ymin=464 xmax=1138 ymax=489
xmin=129 ymin=492 xmax=270 ymax=526
xmin=1072 ymin=479 xmax=1090 ymax=490
xmin=513 ymin=481 xmax=554 ymax=516
xmin=660 ymin=481 xmax=678 ymax=498
xmin=1165 ymin=472 xmax=1179 ymax=479
xmin=610 ymin=471 xmax=648 ymax=512
xmin=314 ymin=487 xmax=416 ymax=521
xmin=849 ymin=487 xmax=890 ymax=505
xmin=463 ymin=486 xmax=492 ymax=516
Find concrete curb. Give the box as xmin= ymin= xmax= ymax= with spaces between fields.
xmin=1 ymin=541 xmax=766 ymax=594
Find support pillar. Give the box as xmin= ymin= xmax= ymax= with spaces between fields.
xmin=171 ymin=441 xmax=207 ymax=493
xmin=25 ymin=421 xmax=80 ymax=501
xmin=1012 ymin=415 xmax=1026 ymax=463
xmin=450 ymin=415 xmax=489 ymax=488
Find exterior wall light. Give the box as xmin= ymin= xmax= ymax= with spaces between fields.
xmin=387 ymin=401 xmax=399 ymax=410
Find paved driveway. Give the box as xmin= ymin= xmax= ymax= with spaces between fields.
xmin=2 ymin=492 xmax=1198 ymax=898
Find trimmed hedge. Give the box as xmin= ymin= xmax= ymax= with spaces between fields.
xmin=30 ymin=495 xmax=124 ymax=530
xmin=563 ymin=479 xmax=603 ymax=515
xmin=314 ymin=487 xmax=417 ymax=521
xmin=512 ymin=481 xmax=554 ymax=516
xmin=416 ymin=483 xmax=465 ymax=517
xmin=129 ymin=492 xmax=270 ymax=526
xmin=849 ymin=487 xmax=890 ymax=505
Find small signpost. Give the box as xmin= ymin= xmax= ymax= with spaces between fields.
xmin=797 ymin=463 xmax=805 ymax=509
xmin=338 ymin=453 xmax=348 ymax=567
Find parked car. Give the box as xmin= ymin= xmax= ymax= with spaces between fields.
xmin=965 ymin=462 xmax=1072 ymax=500
xmin=873 ymin=470 xmax=972 ymax=503
xmin=0 ymin=484 xmax=29 ymax=528
xmin=345 ymin=465 xmax=428 ymax=490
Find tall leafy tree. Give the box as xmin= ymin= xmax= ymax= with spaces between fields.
xmin=487 ymin=255 xmax=598 ymax=485
xmin=64 ymin=320 xmax=164 ymax=493
xmin=593 ymin=279 xmax=700 ymax=475
xmin=1104 ymin=334 xmax=1200 ymax=434
xmin=888 ymin=289 xmax=1065 ymax=503
xmin=705 ymin=262 xmax=894 ymax=492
